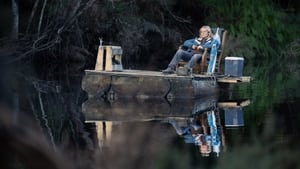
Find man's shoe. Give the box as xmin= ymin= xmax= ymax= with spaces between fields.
xmin=162 ymin=67 xmax=175 ymax=74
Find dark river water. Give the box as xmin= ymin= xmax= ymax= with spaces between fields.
xmin=1 ymin=63 xmax=300 ymax=169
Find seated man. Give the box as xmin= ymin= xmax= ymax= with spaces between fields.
xmin=162 ymin=25 xmax=213 ymax=74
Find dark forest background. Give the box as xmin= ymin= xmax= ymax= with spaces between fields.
xmin=0 ymin=0 xmax=299 ymax=69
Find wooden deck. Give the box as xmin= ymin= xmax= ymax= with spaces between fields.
xmin=84 ymin=69 xmax=251 ymax=82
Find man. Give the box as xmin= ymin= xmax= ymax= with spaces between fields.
xmin=162 ymin=25 xmax=213 ymax=74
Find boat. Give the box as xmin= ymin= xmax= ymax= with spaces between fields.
xmin=82 ymin=45 xmax=251 ymax=100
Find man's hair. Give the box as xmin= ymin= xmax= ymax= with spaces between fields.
xmin=200 ymin=25 xmax=212 ymax=38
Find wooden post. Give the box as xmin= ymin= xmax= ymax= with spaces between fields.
xmin=95 ymin=46 xmax=123 ymax=71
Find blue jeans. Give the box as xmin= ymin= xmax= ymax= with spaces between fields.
xmin=168 ymin=49 xmax=202 ymax=69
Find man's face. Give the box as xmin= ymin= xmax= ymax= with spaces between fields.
xmin=200 ymin=144 xmax=211 ymax=156
xmin=199 ymin=29 xmax=209 ymax=38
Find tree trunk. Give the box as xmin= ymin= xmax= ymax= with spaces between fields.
xmin=11 ymin=0 xmax=19 ymax=40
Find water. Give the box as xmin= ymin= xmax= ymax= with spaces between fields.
xmin=1 ymin=65 xmax=300 ymax=169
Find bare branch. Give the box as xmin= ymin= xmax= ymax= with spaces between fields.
xmin=37 ymin=0 xmax=48 ymax=38
xmin=26 ymin=0 xmax=40 ymax=35
xmin=161 ymin=0 xmax=191 ymax=24
xmin=56 ymin=0 xmax=97 ymax=35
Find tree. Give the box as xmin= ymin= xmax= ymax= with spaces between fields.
xmin=11 ymin=0 xmax=19 ymax=40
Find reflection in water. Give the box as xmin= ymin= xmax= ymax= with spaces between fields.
xmin=84 ymin=97 xmax=250 ymax=157
xmin=168 ymin=110 xmax=222 ymax=157
xmin=2 ymin=63 xmax=300 ymax=168
xmin=224 ymin=107 xmax=244 ymax=127
xmin=93 ymin=121 xmax=113 ymax=148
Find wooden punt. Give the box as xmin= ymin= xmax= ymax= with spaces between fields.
xmin=82 ymin=69 xmax=251 ymax=100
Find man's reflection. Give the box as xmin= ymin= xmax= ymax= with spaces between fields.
xmin=168 ymin=110 xmax=221 ymax=157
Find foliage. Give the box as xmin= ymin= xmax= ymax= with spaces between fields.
xmin=215 ymin=141 xmax=300 ymax=169
xmin=198 ymin=0 xmax=299 ymax=117
xmin=236 ymin=39 xmax=299 ymax=119
xmin=202 ymin=0 xmax=299 ymax=65
xmin=235 ymin=38 xmax=299 ymax=127
xmin=94 ymin=0 xmax=195 ymax=68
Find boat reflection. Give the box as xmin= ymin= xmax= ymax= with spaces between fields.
xmin=82 ymin=96 xmax=218 ymax=121
xmin=83 ymin=97 xmax=250 ymax=157
xmin=168 ymin=110 xmax=222 ymax=157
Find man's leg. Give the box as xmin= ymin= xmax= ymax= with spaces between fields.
xmin=186 ymin=53 xmax=202 ymax=69
xmin=163 ymin=49 xmax=192 ymax=74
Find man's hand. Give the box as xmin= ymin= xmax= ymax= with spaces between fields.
xmin=192 ymin=45 xmax=202 ymax=50
xmin=197 ymin=45 xmax=203 ymax=50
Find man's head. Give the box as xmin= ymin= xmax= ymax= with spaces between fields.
xmin=199 ymin=25 xmax=212 ymax=39
xmin=199 ymin=144 xmax=211 ymax=157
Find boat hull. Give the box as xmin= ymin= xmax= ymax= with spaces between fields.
xmin=82 ymin=69 xmax=219 ymax=100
